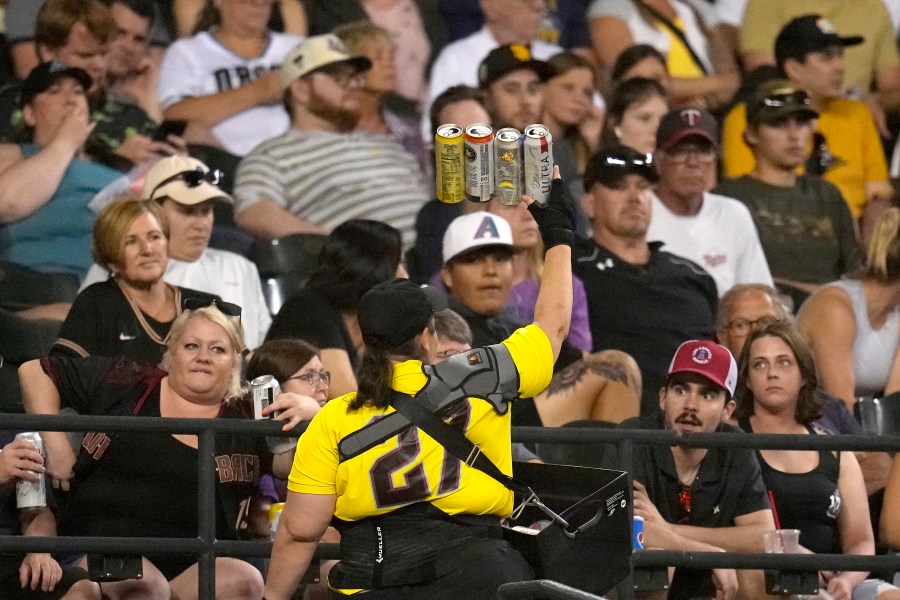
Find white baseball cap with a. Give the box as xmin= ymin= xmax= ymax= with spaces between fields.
xmin=442 ymin=212 xmax=514 ymax=264
xmin=141 ymin=156 xmax=232 ymax=205
xmin=280 ymin=34 xmax=372 ymax=90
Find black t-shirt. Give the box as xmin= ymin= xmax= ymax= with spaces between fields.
xmin=713 ymin=175 xmax=861 ymax=284
xmin=266 ymin=289 xmax=358 ymax=364
xmin=611 ymin=417 xmax=771 ymax=600
xmin=572 ymin=240 xmax=718 ymax=418
xmin=41 ymin=355 xmax=273 ymax=579
xmin=51 ymin=278 xmax=219 ymax=365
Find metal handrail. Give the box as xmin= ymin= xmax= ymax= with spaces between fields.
xmin=1 ymin=414 xmax=899 ymax=599
xmin=497 ymin=580 xmax=608 ymax=599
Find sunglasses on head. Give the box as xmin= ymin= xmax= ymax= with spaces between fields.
xmin=150 ymin=167 xmax=224 ymax=201
xmin=763 ymin=90 xmax=811 ymax=108
xmin=182 ymin=297 xmax=242 ymax=320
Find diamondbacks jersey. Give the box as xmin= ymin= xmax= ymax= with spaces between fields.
xmin=288 ymin=324 xmax=553 ymax=521
xmin=157 ymin=31 xmax=302 ymax=156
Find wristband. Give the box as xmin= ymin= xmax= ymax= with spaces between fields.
xmin=540 ymin=228 xmax=574 ymax=249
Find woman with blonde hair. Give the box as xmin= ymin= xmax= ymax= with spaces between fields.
xmin=797 ymin=207 xmax=900 ymax=413
xmin=333 ymin=21 xmax=427 ymax=173
xmin=52 ymin=196 xmax=219 ymax=364
xmin=20 ymin=304 xmax=313 ymax=600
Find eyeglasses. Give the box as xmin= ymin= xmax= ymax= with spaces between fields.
xmin=312 ymin=65 xmax=364 ymax=88
xmin=664 ymin=145 xmax=716 ymax=165
xmin=725 ymin=315 xmax=780 ymax=336
xmin=763 ymin=90 xmax=811 ymax=108
xmin=676 ymin=484 xmax=692 ymax=525
xmin=182 ymin=297 xmax=242 ymax=320
xmin=285 ymin=370 xmax=331 ymax=387
xmin=149 ymin=167 xmax=224 ymax=201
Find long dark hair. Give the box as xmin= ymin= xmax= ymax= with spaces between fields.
xmin=599 ymin=77 xmax=668 ymax=150
xmin=247 ymin=338 xmax=319 ymax=383
xmin=733 ymin=321 xmax=824 ymax=424
xmin=304 ymin=220 xmax=403 ymax=314
xmin=352 ymin=316 xmax=434 ymax=410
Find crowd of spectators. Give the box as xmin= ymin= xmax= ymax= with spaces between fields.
xmin=2 ymin=0 xmax=900 ymax=598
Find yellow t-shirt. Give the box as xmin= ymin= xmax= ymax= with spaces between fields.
xmin=288 ymin=324 xmax=553 ymax=521
xmin=664 ymin=17 xmax=705 ymax=79
xmin=721 ymin=98 xmax=888 ymax=218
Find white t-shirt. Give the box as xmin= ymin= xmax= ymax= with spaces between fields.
xmin=157 ymin=31 xmax=302 ymax=156
xmin=646 ymin=191 xmax=774 ymax=296
xmin=80 ymin=248 xmax=272 ymax=349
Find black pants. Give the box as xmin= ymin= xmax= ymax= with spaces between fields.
xmin=329 ymin=540 xmax=532 ymax=600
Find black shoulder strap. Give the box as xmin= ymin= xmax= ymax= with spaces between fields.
xmin=634 ymin=0 xmax=709 ymax=75
xmin=388 ymin=391 xmax=531 ymax=498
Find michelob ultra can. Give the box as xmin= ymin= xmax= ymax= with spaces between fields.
xmin=494 ymin=127 xmax=523 ymax=206
xmin=464 ymin=124 xmax=495 ymax=202
xmin=250 ymin=375 xmax=281 ymax=420
xmin=523 ymin=124 xmax=553 ymax=205
xmin=15 ymin=432 xmax=46 ymax=509
xmin=435 ymin=124 xmax=465 ymax=204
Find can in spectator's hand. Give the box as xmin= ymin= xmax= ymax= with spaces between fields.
xmin=633 ymin=515 xmax=644 ymax=551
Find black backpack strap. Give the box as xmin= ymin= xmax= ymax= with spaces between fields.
xmin=387 ymin=392 xmax=570 ymax=530
xmin=635 ymin=0 xmax=709 ymax=75
xmin=338 ymin=343 xmax=518 ymax=462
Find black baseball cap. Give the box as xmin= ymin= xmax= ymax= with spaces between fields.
xmin=358 ymin=280 xmax=448 ymax=349
xmin=774 ymin=15 xmax=863 ymax=65
xmin=583 ymin=145 xmax=657 ymax=191
xmin=746 ymin=80 xmax=819 ymax=125
xmin=21 ymin=60 xmax=92 ymax=106
xmin=656 ymin=107 xmax=719 ymax=151
xmin=478 ymin=44 xmax=554 ymax=88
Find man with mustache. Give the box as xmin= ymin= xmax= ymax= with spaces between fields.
xmin=612 ymin=340 xmax=775 ymax=600
xmin=574 ymin=145 xmax=718 ymax=419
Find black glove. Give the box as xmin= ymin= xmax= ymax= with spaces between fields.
xmin=527 ymin=176 xmax=577 ymax=249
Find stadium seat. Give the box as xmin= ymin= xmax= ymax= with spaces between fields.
xmin=858 ymin=394 xmax=900 ymax=437
xmin=253 ymin=233 xmax=327 ymax=315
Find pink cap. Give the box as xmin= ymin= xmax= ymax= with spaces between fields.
xmin=667 ymin=340 xmax=738 ymax=396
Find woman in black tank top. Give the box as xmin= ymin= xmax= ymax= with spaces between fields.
xmin=732 ymin=322 xmax=895 ymax=600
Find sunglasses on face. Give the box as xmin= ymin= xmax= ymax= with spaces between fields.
xmin=182 ymin=296 xmax=242 ymax=320
xmin=285 ymin=370 xmax=331 ymax=387
xmin=763 ymin=90 xmax=811 ymax=108
xmin=150 ymin=168 xmax=224 ymax=201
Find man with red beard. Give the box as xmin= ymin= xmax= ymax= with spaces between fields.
xmin=612 ymin=340 xmax=775 ymax=600
xmin=574 ymin=145 xmax=718 ymax=419
xmin=233 ymin=34 xmax=430 ymax=247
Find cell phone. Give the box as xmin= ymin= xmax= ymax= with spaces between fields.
xmin=87 ymin=553 xmax=144 ymax=582
xmin=152 ymin=119 xmax=187 ymax=142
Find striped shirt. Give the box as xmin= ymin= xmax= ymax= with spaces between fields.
xmin=234 ymin=129 xmax=430 ymax=246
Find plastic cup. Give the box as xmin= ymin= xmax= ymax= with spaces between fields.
xmin=763 ymin=529 xmax=801 ymax=553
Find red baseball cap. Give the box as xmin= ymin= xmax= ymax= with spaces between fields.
xmin=667 ymin=340 xmax=737 ymax=397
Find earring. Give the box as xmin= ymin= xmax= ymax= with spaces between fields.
xmin=614 ymin=126 xmax=622 ymax=139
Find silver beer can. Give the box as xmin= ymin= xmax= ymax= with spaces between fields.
xmin=250 ymin=375 xmax=281 ymax=420
xmin=464 ymin=123 xmax=495 ymax=202
xmin=523 ymin=124 xmax=553 ymax=205
xmin=15 ymin=432 xmax=46 ymax=509
xmin=494 ymin=127 xmax=523 ymax=206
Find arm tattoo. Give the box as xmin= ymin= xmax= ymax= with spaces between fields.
xmin=545 ymin=356 xmax=631 ymax=396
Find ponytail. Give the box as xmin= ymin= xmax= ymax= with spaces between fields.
xmin=864 ymin=207 xmax=900 ymax=284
